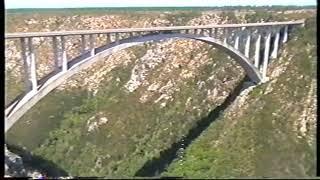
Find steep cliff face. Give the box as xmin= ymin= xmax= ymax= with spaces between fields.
xmin=163 ymin=17 xmax=316 ymax=178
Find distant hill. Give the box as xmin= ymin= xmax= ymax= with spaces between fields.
xmin=5 ymin=5 xmax=317 ymax=14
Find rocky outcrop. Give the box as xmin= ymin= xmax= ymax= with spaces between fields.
xmin=87 ymin=112 xmax=110 ymax=133
xmin=5 ymin=145 xmax=43 ymax=178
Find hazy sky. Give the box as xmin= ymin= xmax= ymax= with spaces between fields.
xmin=5 ymin=0 xmax=317 ymax=9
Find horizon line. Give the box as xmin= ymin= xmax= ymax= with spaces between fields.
xmin=5 ymin=5 xmax=317 ymax=10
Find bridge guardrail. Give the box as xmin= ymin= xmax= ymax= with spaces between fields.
xmin=5 ymin=19 xmax=305 ymax=39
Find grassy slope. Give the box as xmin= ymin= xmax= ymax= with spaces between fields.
xmin=6 ymin=89 xmax=89 ymax=150
xmin=163 ymin=17 xmax=316 ymax=178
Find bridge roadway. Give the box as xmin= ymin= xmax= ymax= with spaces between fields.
xmin=5 ymin=20 xmax=305 ymax=132
xmin=5 ymin=20 xmax=304 ymax=38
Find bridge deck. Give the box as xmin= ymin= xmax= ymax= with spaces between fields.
xmin=5 ymin=19 xmax=304 ymax=39
xmin=5 ymin=19 xmax=305 ymax=132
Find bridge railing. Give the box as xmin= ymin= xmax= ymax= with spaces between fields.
xmin=5 ymin=19 xmax=304 ymax=39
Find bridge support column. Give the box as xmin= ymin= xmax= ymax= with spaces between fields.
xmin=254 ymin=34 xmax=261 ymax=68
xmin=89 ymin=34 xmax=95 ymax=56
xmin=200 ymin=29 xmax=205 ymax=35
xmin=214 ymin=28 xmax=218 ymax=38
xmin=21 ymin=37 xmax=38 ymax=92
xmin=185 ymin=29 xmax=189 ymax=34
xmin=107 ymin=33 xmax=111 ymax=43
xmin=115 ymin=33 xmax=120 ymax=45
xmin=60 ymin=36 xmax=68 ymax=72
xmin=234 ymin=35 xmax=239 ymax=50
xmin=81 ymin=35 xmax=87 ymax=53
xmin=245 ymin=34 xmax=251 ymax=58
xmin=52 ymin=36 xmax=60 ymax=72
xmin=27 ymin=38 xmax=37 ymax=91
xmin=223 ymin=29 xmax=228 ymax=44
xmin=262 ymin=32 xmax=271 ymax=81
xmin=209 ymin=28 xmax=213 ymax=37
xmin=194 ymin=29 xmax=198 ymax=35
xmin=283 ymin=26 xmax=288 ymax=43
xmin=271 ymin=29 xmax=280 ymax=59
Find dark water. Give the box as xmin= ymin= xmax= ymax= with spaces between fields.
xmin=135 ymin=76 xmax=254 ymax=177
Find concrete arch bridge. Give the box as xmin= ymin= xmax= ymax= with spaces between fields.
xmin=5 ymin=20 xmax=305 ymax=132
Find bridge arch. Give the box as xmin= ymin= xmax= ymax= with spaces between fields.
xmin=6 ymin=32 xmax=263 ymax=132
xmin=97 ymin=33 xmax=262 ymax=82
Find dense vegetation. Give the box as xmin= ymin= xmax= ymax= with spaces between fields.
xmin=5 ymin=8 xmax=316 ymax=178
xmin=7 ymin=41 xmax=243 ymax=177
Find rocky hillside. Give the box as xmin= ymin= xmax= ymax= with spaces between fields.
xmin=5 ymin=10 xmax=246 ymax=177
xmin=5 ymin=9 xmax=316 ymax=178
xmin=4 ymin=10 xmax=237 ymax=104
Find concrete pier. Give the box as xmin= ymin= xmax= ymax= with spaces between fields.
xmin=245 ymin=34 xmax=251 ymax=58
xmin=81 ymin=35 xmax=86 ymax=53
xmin=271 ymin=29 xmax=280 ymax=59
xmin=254 ymin=34 xmax=261 ymax=68
xmin=52 ymin=36 xmax=60 ymax=71
xmin=209 ymin=28 xmax=213 ymax=37
xmin=234 ymin=35 xmax=239 ymax=50
xmin=89 ymin=34 xmax=95 ymax=56
xmin=283 ymin=26 xmax=288 ymax=43
xmin=60 ymin=36 xmax=68 ymax=71
xmin=262 ymin=32 xmax=271 ymax=80
xmin=21 ymin=37 xmax=37 ymax=91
